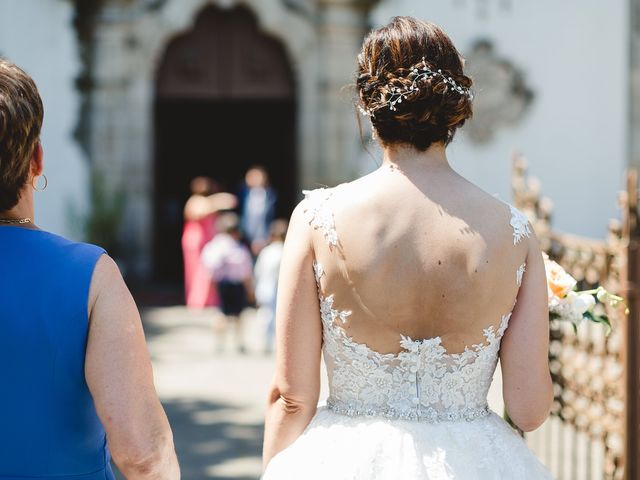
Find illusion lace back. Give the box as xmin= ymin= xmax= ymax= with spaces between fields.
xmin=262 ymin=186 xmax=552 ymax=480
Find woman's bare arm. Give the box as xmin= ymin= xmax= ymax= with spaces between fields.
xmin=85 ymin=255 xmax=180 ymax=479
xmin=500 ymin=232 xmax=553 ymax=432
xmin=184 ymin=193 xmax=237 ymax=220
xmin=209 ymin=192 xmax=237 ymax=211
xmin=262 ymin=202 xmax=322 ymax=470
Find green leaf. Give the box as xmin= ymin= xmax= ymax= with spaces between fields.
xmin=588 ymin=313 xmax=613 ymax=335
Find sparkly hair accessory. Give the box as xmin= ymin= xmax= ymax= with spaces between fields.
xmin=359 ymin=57 xmax=473 ymax=117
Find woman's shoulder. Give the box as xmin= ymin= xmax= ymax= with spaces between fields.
xmin=456 ymin=181 xmax=534 ymax=251
xmin=300 ymin=179 xmax=357 ymax=211
xmin=449 ymin=175 xmax=530 ymax=226
xmin=21 ymin=229 xmax=107 ymax=266
xmin=44 ymin=229 xmax=105 ymax=253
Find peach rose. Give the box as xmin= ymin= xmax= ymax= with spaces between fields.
xmin=543 ymin=254 xmax=577 ymax=299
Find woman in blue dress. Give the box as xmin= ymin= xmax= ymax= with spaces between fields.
xmin=0 ymin=58 xmax=180 ymax=479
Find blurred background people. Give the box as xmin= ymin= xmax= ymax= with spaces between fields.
xmin=202 ymin=212 xmax=254 ymax=353
xmin=182 ymin=176 xmax=237 ymax=309
xmin=254 ymin=219 xmax=288 ymax=354
xmin=0 ymin=58 xmax=179 ymax=479
xmin=239 ymin=166 xmax=277 ymax=256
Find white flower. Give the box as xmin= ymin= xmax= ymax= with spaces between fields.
xmin=576 ymin=292 xmax=596 ymax=313
xmin=564 ymin=291 xmax=595 ymax=316
xmin=550 ymin=291 xmax=596 ymax=325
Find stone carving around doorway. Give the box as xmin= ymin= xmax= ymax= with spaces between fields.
xmin=463 ymin=39 xmax=534 ymax=144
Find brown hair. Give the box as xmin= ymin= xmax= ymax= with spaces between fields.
xmin=216 ymin=212 xmax=241 ymax=235
xmin=0 ymin=58 xmax=44 ymax=212
xmin=269 ymin=219 xmax=288 ymax=242
xmin=190 ymin=176 xmax=217 ymax=196
xmin=356 ymin=17 xmax=473 ymax=151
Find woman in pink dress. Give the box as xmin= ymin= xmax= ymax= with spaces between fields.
xmin=182 ymin=177 xmax=237 ymax=308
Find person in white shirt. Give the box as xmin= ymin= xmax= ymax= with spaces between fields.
xmin=254 ymin=220 xmax=288 ymax=354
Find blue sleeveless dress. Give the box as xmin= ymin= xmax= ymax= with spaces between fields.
xmin=0 ymin=227 xmax=114 ymax=479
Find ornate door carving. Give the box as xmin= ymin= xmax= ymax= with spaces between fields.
xmin=156 ymin=5 xmax=294 ymax=100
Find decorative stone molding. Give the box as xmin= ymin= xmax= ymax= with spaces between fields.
xmin=464 ymin=39 xmax=534 ymax=144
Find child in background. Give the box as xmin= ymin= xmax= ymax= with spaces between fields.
xmin=201 ymin=213 xmax=254 ymax=354
xmin=254 ymin=219 xmax=288 ymax=354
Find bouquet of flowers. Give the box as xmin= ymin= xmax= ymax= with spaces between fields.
xmin=544 ymin=253 xmax=626 ymax=334
xmin=506 ymin=253 xmax=626 ymax=433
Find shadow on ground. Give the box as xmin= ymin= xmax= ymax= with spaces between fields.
xmin=114 ymin=398 xmax=264 ymax=480
xmin=110 ymin=306 xmax=269 ymax=479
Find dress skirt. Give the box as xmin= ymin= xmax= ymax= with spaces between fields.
xmin=263 ymin=407 xmax=552 ymax=480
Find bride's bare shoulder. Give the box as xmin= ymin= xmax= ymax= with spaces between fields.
xmin=454 ymin=172 xmax=505 ymax=202
xmin=450 ymin=174 xmax=519 ymax=220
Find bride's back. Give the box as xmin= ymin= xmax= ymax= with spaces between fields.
xmin=311 ymin=161 xmax=527 ymax=355
xmin=262 ymin=17 xmax=554 ymax=475
xmin=263 ymin=19 xmax=552 ymax=470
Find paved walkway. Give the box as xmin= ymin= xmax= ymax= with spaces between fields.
xmin=116 ymin=306 xmax=278 ymax=480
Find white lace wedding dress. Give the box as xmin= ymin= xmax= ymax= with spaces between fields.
xmin=262 ymin=187 xmax=553 ymax=480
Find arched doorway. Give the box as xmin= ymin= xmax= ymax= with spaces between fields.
xmin=154 ymin=4 xmax=296 ymax=283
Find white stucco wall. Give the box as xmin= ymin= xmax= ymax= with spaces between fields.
xmin=0 ymin=0 xmax=87 ymax=239
xmin=372 ymin=1 xmax=629 ymax=238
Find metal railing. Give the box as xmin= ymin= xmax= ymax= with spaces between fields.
xmin=511 ymin=153 xmax=637 ymax=479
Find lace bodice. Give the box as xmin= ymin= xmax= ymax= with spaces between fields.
xmin=303 ymin=186 xmax=530 ymax=423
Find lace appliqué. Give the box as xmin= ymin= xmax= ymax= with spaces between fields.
xmin=313 ymin=261 xmax=325 ymax=285
xmin=516 ymin=262 xmax=526 ymax=287
xmin=316 ymin=257 xmax=512 ymax=422
xmin=509 ymin=205 xmax=531 ymax=245
xmin=320 ymin=294 xmax=352 ymax=324
xmin=303 ymin=188 xmax=338 ymax=246
xmin=305 ymin=194 xmax=528 ymax=424
xmin=314 ymin=260 xmax=351 ymax=324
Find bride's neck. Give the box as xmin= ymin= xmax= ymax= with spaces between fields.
xmin=381 ymin=143 xmax=452 ymax=172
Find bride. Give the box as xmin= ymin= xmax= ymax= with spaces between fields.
xmin=262 ymin=16 xmax=553 ymax=479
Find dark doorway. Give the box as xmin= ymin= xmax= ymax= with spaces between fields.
xmin=153 ymin=5 xmax=296 ymax=284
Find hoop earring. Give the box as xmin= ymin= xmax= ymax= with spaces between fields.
xmin=31 ymin=174 xmax=48 ymax=192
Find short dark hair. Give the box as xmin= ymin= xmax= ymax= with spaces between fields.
xmin=0 ymin=58 xmax=44 ymax=212
xmin=356 ymin=17 xmax=473 ymax=151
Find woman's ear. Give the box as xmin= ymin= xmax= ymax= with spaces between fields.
xmin=30 ymin=141 xmax=43 ymax=177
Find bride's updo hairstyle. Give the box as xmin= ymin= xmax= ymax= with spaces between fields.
xmin=357 ymin=17 xmax=473 ymax=151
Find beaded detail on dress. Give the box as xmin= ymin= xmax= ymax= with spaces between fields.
xmin=302 ymin=188 xmax=531 ymax=423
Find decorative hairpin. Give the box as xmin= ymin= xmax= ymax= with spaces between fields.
xmin=359 ymin=57 xmax=473 ymax=117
